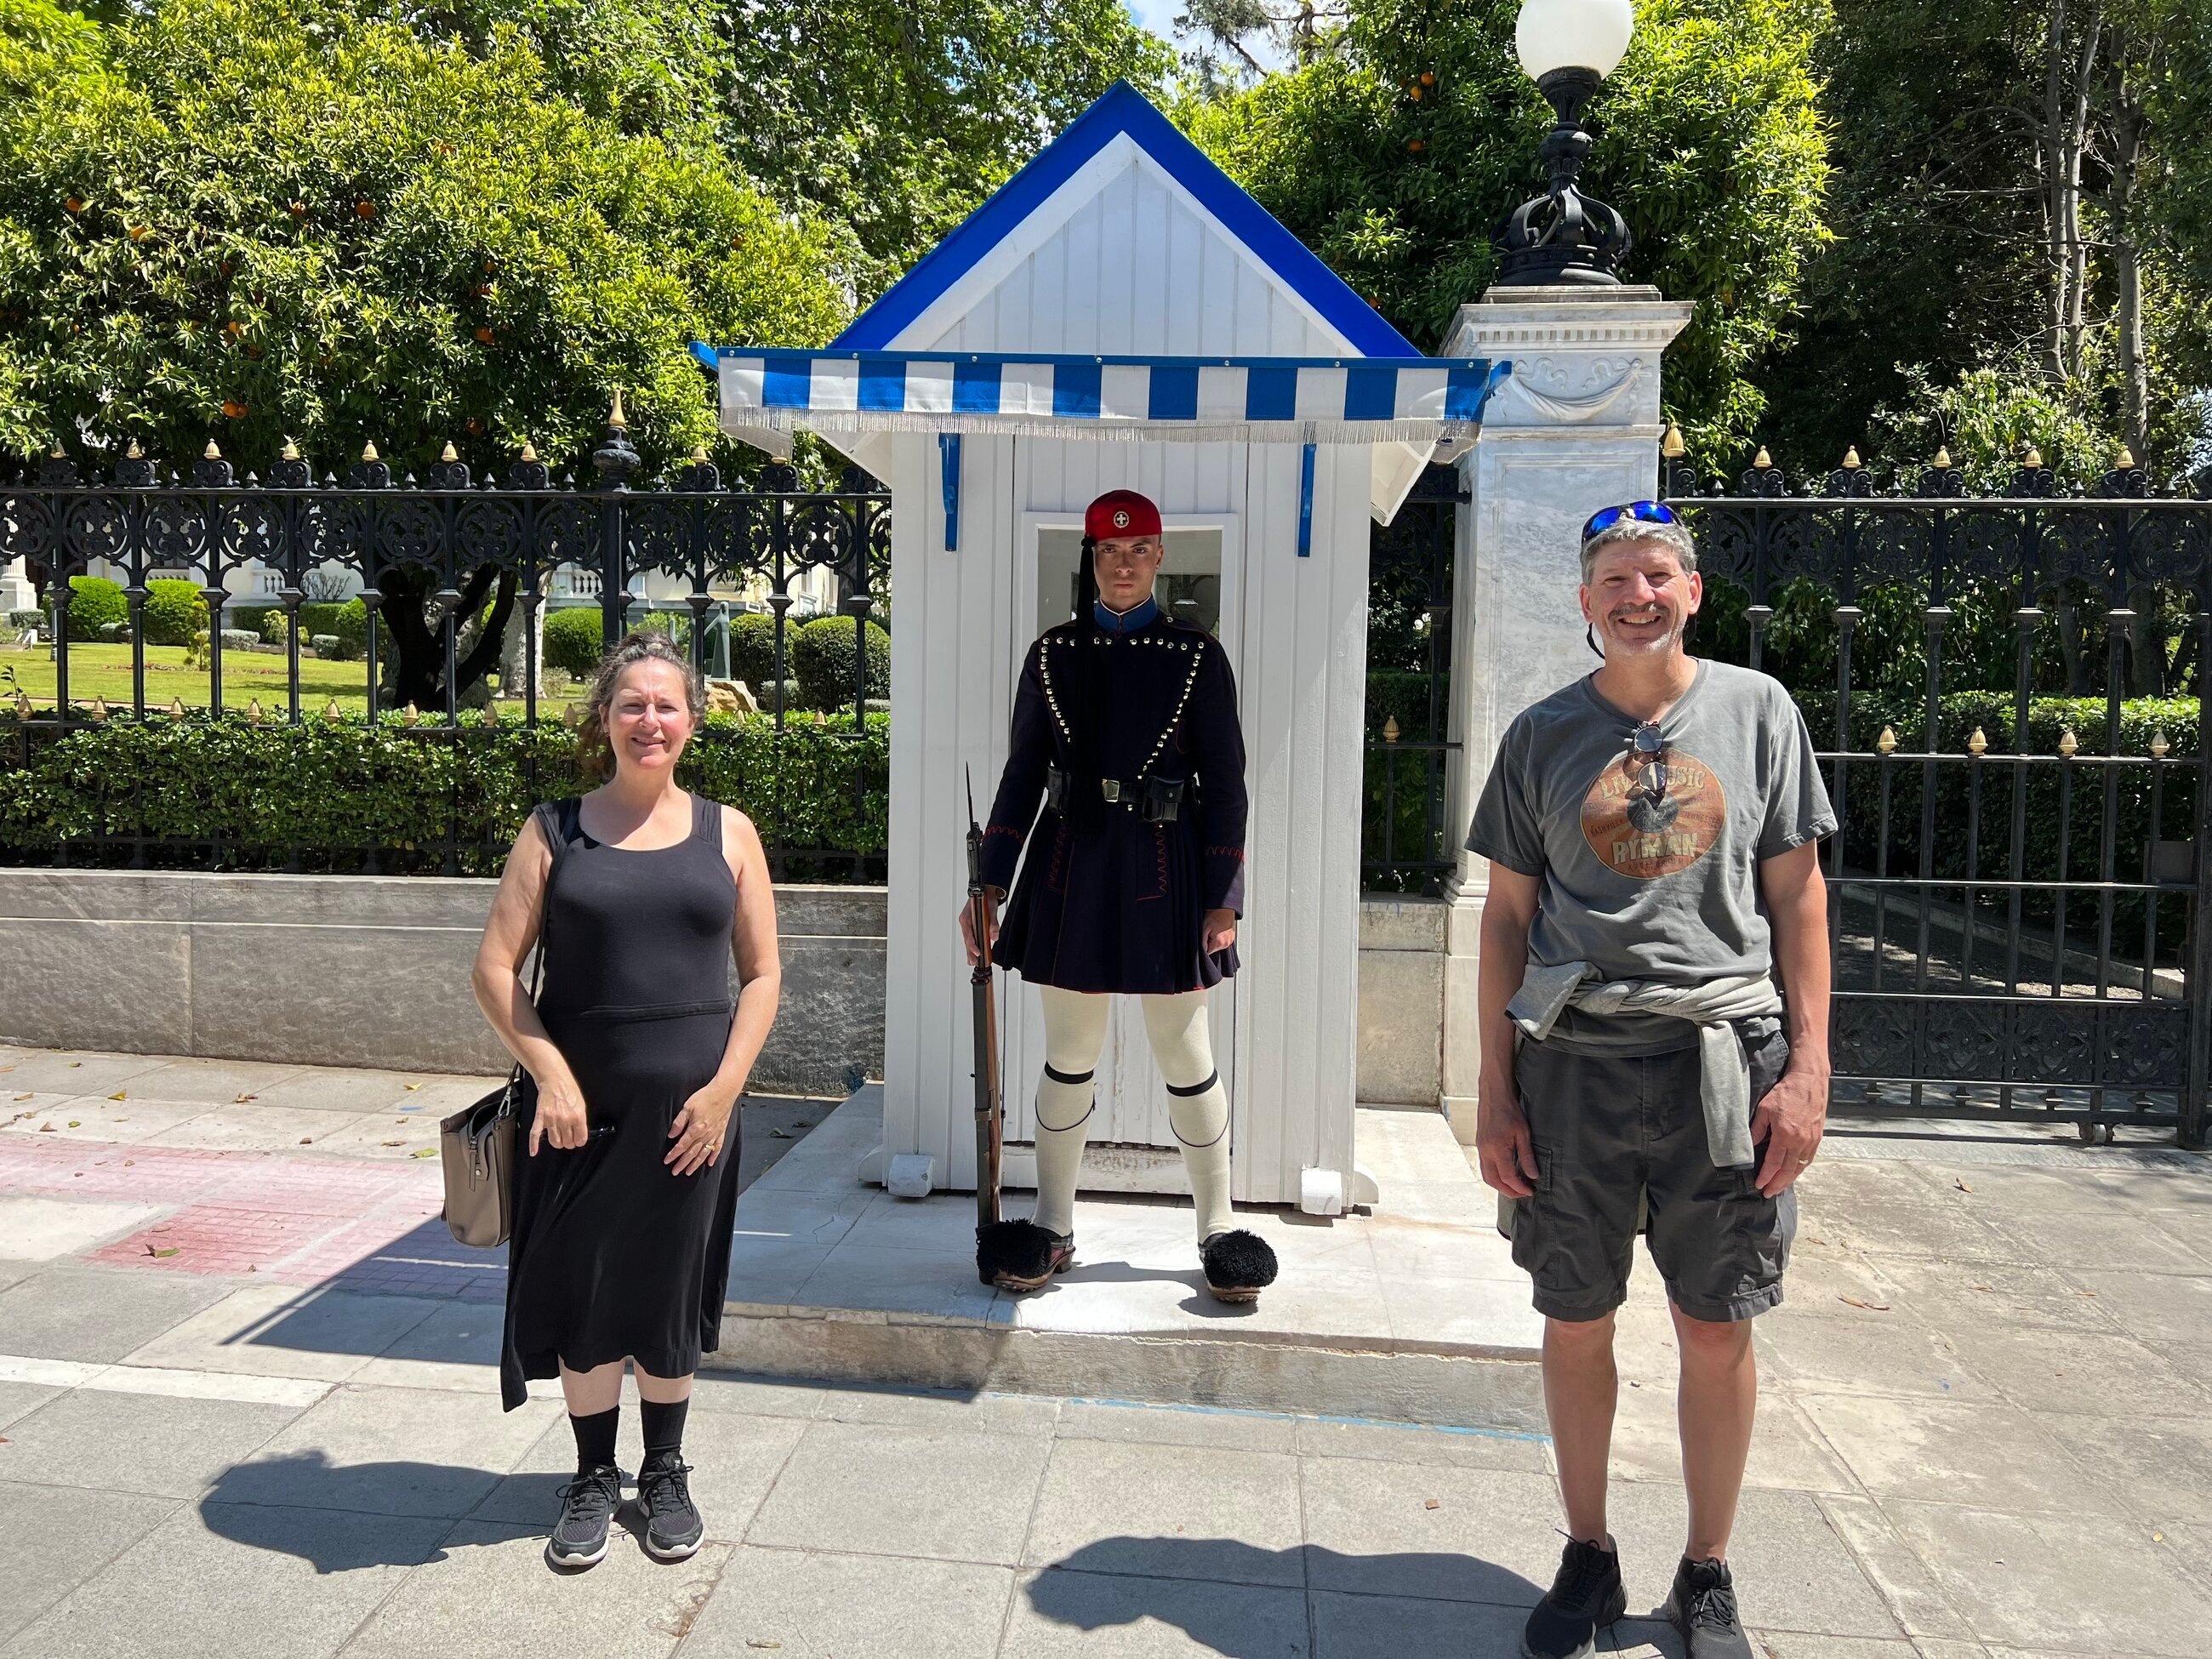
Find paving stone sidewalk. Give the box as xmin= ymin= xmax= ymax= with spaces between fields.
xmin=1 ymin=1044 xmax=2208 ymax=1657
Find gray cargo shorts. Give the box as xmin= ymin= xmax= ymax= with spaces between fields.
xmin=1508 ymin=1023 xmax=1795 ymax=1323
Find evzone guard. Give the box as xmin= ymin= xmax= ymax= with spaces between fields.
xmin=961 ymin=489 xmax=1278 ymax=1303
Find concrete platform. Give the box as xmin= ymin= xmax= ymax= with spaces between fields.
xmin=708 ymin=1087 xmax=1547 ymax=1431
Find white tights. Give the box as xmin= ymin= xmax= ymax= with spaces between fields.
xmin=1030 ymin=985 xmax=1233 ymax=1243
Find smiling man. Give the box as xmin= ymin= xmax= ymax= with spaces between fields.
xmin=1468 ymin=503 xmax=1836 ymax=1659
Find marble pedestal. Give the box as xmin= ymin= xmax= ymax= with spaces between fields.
xmin=1434 ymin=286 xmax=1696 ymax=1142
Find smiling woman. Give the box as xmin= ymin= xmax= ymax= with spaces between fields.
xmin=470 ymin=630 xmax=782 ymax=1571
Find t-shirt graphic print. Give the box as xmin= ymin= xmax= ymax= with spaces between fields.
xmin=1581 ymin=742 xmax=1727 ymax=879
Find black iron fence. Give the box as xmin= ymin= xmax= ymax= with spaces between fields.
xmin=1664 ymin=445 xmax=2209 ymax=1148
xmin=1364 ymin=465 xmax=1464 ymax=892
xmin=0 ymin=415 xmax=892 ymax=879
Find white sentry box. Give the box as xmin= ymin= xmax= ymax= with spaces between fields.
xmin=701 ymin=83 xmax=1509 ymax=1211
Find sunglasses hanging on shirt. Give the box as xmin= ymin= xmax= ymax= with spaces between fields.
xmin=1629 ymin=721 xmax=1668 ymax=801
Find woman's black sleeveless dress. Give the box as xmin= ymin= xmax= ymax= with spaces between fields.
xmin=499 ymin=794 xmax=742 ymax=1411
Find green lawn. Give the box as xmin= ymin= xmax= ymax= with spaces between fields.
xmin=0 ymin=643 xmax=584 ymax=715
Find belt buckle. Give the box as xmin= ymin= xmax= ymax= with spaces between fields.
xmin=1100 ymin=779 xmax=1121 ymax=802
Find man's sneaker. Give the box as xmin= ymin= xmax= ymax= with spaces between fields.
xmin=545 ymin=1463 xmax=623 ymax=1569
xmin=1662 ymin=1556 xmax=1755 ymax=1659
xmin=1520 ymin=1536 xmax=1626 ymax=1659
xmin=636 ymin=1455 xmax=705 ymax=1560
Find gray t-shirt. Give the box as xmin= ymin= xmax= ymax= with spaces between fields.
xmin=1467 ymin=659 xmax=1836 ymax=1054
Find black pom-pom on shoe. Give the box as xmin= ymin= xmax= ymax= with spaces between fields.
xmin=1200 ymin=1229 xmax=1278 ymax=1303
xmin=977 ymin=1219 xmax=1074 ymax=1291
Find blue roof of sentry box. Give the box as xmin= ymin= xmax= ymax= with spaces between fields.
xmin=833 ymin=81 xmax=1421 ymax=359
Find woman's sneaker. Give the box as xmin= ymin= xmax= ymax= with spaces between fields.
xmin=545 ymin=1463 xmax=624 ymax=1569
xmin=1520 ymin=1535 xmax=1626 ymax=1659
xmin=636 ymin=1455 xmax=705 ymax=1560
xmin=1662 ymin=1556 xmax=1754 ymax=1659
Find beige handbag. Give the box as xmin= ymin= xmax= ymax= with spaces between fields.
xmin=442 ymin=801 xmax=563 ymax=1248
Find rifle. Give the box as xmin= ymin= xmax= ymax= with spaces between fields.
xmin=966 ymin=768 xmax=1005 ymax=1247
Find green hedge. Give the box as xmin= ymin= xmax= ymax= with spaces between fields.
xmin=0 ymin=709 xmax=889 ymax=877
xmin=544 ymin=608 xmax=606 ymax=678
xmin=143 ymin=579 xmax=209 ymax=647
xmin=728 ymin=612 xmax=780 ymax=688
xmin=791 ymin=615 xmax=890 ymax=709
xmin=66 ymin=577 xmax=126 ymax=641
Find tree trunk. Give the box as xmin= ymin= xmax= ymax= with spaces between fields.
xmin=2042 ymin=0 xmax=2072 ymax=380
xmin=2055 ymin=597 xmax=2092 ymax=694
xmin=2062 ymin=5 xmax=2102 ymax=382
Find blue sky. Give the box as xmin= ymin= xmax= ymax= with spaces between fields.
xmin=1123 ymin=0 xmax=1291 ymax=71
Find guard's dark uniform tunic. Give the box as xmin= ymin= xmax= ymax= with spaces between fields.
xmin=982 ymin=601 xmax=1248 ymax=995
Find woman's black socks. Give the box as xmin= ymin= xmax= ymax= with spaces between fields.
xmin=569 ymin=1405 xmax=619 ymax=1472
xmin=640 ymin=1395 xmax=689 ymax=1467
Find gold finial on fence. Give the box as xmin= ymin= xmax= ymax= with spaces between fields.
xmin=1661 ymin=421 xmax=1685 ymax=459
xmin=126 ymin=439 xmax=144 ymax=460
xmin=1933 ymin=445 xmax=1953 ymax=469
xmin=89 ymin=695 xmax=108 ymax=721
xmin=247 ymin=698 xmax=264 ymax=724
xmin=48 ymin=442 xmax=65 ymax=459
xmin=2116 ymin=445 xmax=2137 ymax=470
xmin=1968 ymin=727 xmax=1987 ymax=755
xmin=690 ymin=444 xmax=709 ymax=465
xmin=2150 ymin=728 xmax=2170 ymax=759
xmin=361 ymin=441 xmax=380 ymax=463
xmin=1876 ymin=726 xmax=1898 ymax=755
xmin=324 ymin=697 xmax=343 ymax=721
xmin=520 ymin=441 xmax=539 ymax=462
xmin=12 ymin=690 xmax=31 ymax=720
xmin=282 ymin=438 xmax=300 ymax=461
xmin=608 ymin=389 xmax=628 ymax=431
xmin=1382 ymin=715 xmax=1401 ymax=744
xmin=167 ymin=695 xmax=185 ymax=718
xmin=441 ymin=442 xmax=459 ymax=463
xmin=2022 ymin=446 xmax=2043 ymax=468
xmin=1842 ymin=445 xmax=1861 ymax=469
xmin=402 ymin=702 xmax=420 ymax=725
xmin=203 ymin=440 xmax=221 ymax=461
xmin=2058 ymin=728 xmax=2079 ymax=756
xmin=1752 ymin=446 xmax=1772 ymax=470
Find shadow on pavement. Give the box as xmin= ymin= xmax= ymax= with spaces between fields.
xmin=200 ymin=1451 xmax=519 ymax=1571
xmin=1030 ymin=1538 xmax=1546 ymax=1657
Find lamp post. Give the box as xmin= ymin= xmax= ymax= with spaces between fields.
xmin=1492 ymin=0 xmax=1635 ymax=286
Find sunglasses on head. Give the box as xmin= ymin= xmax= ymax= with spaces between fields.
xmin=1582 ymin=500 xmax=1679 ymax=542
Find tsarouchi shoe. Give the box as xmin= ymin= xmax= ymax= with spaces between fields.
xmin=978 ymin=1218 xmax=1075 ymax=1291
xmin=1200 ymin=1229 xmax=1278 ymax=1303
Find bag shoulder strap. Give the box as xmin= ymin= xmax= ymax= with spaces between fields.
xmin=524 ymin=799 xmax=576 ymax=1000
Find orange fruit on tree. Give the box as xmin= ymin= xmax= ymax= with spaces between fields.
xmin=222 ymin=400 xmax=248 ymax=419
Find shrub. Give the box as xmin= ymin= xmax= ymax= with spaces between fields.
xmin=230 ymin=605 xmax=276 ymax=639
xmin=309 ymin=634 xmax=341 ymax=656
xmin=300 ymin=600 xmax=370 ymax=661
xmin=544 ymin=608 xmax=607 ymax=679
xmin=727 ymin=612 xmax=782 ymax=688
xmin=636 ymin=610 xmax=692 ymax=651
xmin=97 ymin=620 xmax=129 ymax=642
xmin=6 ymin=609 xmax=45 ymax=639
xmin=219 ymin=629 xmax=258 ymax=651
xmin=66 ymin=577 xmax=126 ymax=641
xmin=143 ymin=579 xmax=210 ymax=647
xmin=791 ymin=615 xmax=890 ymax=710
xmin=0 ymin=709 xmax=890 ymax=879
xmin=259 ymin=611 xmax=291 ymax=645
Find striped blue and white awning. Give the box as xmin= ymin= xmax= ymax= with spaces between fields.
xmin=690 ymin=345 xmax=1510 ymax=446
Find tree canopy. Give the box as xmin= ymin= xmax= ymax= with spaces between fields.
xmin=1177 ymin=0 xmax=1833 ymax=463
xmin=0 ymin=0 xmax=850 ymax=475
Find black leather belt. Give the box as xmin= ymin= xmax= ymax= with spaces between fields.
xmin=1046 ymin=767 xmax=1184 ymax=822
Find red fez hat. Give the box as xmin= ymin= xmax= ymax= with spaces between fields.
xmin=1084 ymin=489 xmax=1162 ymax=541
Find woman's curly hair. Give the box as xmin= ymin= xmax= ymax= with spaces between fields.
xmin=574 ymin=630 xmax=704 ymax=780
